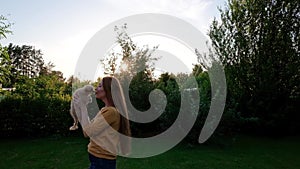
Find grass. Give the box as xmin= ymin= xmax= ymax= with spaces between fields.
xmin=0 ymin=135 xmax=299 ymax=169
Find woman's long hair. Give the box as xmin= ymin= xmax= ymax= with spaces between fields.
xmin=102 ymin=76 xmax=131 ymax=155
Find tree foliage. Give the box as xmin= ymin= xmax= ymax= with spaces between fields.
xmin=0 ymin=46 xmax=12 ymax=86
xmin=7 ymin=43 xmax=45 ymax=83
xmin=0 ymin=15 xmax=12 ymax=40
xmin=209 ymin=0 xmax=300 ymax=134
xmin=0 ymin=15 xmax=12 ymax=86
xmin=102 ymin=24 xmax=159 ymax=78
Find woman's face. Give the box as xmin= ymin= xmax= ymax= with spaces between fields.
xmin=95 ymin=81 xmax=106 ymax=100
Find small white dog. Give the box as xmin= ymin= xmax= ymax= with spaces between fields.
xmin=69 ymin=84 xmax=94 ymax=130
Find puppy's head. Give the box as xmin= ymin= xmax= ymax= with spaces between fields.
xmin=84 ymin=85 xmax=94 ymax=94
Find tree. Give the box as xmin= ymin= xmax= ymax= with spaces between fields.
xmin=208 ymin=0 xmax=299 ymax=134
xmin=0 ymin=15 xmax=12 ymax=87
xmin=0 ymin=15 xmax=12 ymax=40
xmin=7 ymin=43 xmax=45 ymax=86
xmin=102 ymin=24 xmax=159 ymax=79
xmin=0 ymin=46 xmax=12 ymax=87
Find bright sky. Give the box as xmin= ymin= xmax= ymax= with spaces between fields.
xmin=1 ymin=0 xmax=226 ymax=80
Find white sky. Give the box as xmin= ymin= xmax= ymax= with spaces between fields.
xmin=1 ymin=0 xmax=226 ymax=80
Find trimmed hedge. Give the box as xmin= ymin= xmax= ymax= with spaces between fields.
xmin=0 ymin=95 xmax=78 ymax=138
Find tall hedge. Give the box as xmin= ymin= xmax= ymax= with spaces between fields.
xmin=0 ymin=95 xmax=75 ymax=138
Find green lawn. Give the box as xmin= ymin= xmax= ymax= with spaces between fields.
xmin=0 ymin=135 xmax=299 ymax=169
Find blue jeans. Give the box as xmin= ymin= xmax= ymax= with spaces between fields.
xmin=88 ymin=153 xmax=116 ymax=169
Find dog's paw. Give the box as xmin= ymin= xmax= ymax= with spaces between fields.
xmin=69 ymin=125 xmax=78 ymax=130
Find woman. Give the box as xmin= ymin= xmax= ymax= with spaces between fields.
xmin=74 ymin=76 xmax=131 ymax=169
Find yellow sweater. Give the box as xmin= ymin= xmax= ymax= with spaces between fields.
xmin=84 ymin=107 xmax=120 ymax=160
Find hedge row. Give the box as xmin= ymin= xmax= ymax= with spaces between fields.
xmin=0 ymin=95 xmax=81 ymax=138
